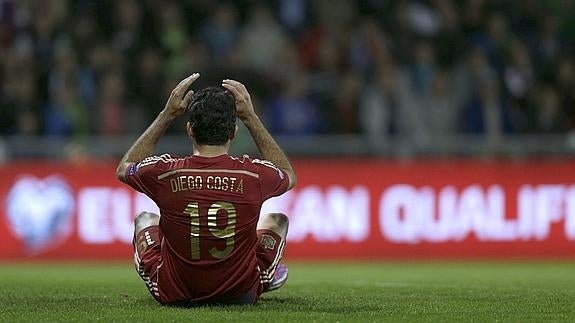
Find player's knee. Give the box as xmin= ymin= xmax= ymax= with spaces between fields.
xmin=135 ymin=212 xmax=159 ymax=229
xmin=261 ymin=212 xmax=289 ymax=232
xmin=269 ymin=213 xmax=289 ymax=228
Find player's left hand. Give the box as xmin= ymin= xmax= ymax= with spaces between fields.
xmin=163 ymin=73 xmax=200 ymax=118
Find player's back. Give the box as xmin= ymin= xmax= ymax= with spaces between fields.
xmin=126 ymin=153 xmax=289 ymax=303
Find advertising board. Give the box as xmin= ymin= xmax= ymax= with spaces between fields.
xmin=1 ymin=160 xmax=573 ymax=260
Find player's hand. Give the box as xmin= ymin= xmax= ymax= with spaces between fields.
xmin=222 ymin=79 xmax=256 ymax=121
xmin=163 ymin=73 xmax=200 ymax=118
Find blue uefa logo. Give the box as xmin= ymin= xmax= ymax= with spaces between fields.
xmin=5 ymin=175 xmax=74 ymax=254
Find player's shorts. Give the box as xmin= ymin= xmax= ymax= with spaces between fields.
xmin=133 ymin=226 xmax=285 ymax=306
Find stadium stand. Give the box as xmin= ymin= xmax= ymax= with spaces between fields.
xmin=0 ymin=0 xmax=575 ymax=159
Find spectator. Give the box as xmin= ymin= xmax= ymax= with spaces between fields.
xmin=529 ymin=85 xmax=569 ymax=133
xmin=334 ymin=71 xmax=363 ymax=134
xmin=199 ymin=3 xmax=239 ymax=63
xmin=459 ymin=47 xmax=510 ymax=138
xmin=98 ymin=72 xmax=126 ymax=136
xmin=277 ymin=0 xmax=310 ymax=37
xmin=0 ymin=47 xmax=40 ymax=135
xmin=158 ymin=2 xmax=187 ymax=55
xmin=348 ymin=17 xmax=390 ymax=75
xmin=238 ymin=4 xmax=289 ymax=75
xmin=461 ymin=78 xmax=508 ymax=140
xmin=129 ymin=47 xmax=164 ymax=124
xmin=44 ymin=82 xmax=88 ymax=138
xmin=112 ymin=0 xmax=143 ymax=56
xmin=532 ymin=11 xmax=564 ymax=66
xmin=359 ymin=61 xmax=399 ymax=141
xmin=503 ymin=40 xmax=534 ymax=132
xmin=555 ymin=57 xmax=575 ymax=130
xmin=265 ymin=72 xmax=322 ymax=135
xmin=303 ymin=28 xmax=344 ymax=133
xmin=471 ymin=12 xmax=514 ymax=75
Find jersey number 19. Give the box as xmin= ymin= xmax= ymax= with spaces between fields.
xmin=184 ymin=201 xmax=237 ymax=260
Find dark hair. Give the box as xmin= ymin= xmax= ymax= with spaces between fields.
xmin=187 ymin=87 xmax=236 ymax=146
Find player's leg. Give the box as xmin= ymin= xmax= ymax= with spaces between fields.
xmin=134 ymin=211 xmax=160 ymax=235
xmin=256 ymin=213 xmax=289 ymax=293
xmin=133 ymin=212 xmax=164 ymax=303
xmin=258 ymin=212 xmax=289 ymax=238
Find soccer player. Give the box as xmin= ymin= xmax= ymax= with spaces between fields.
xmin=116 ymin=73 xmax=297 ymax=306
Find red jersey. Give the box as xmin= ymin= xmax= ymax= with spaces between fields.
xmin=124 ymin=153 xmax=289 ymax=303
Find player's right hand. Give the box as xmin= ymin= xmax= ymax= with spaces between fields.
xmin=222 ymin=79 xmax=256 ymax=121
xmin=164 ymin=73 xmax=200 ymax=119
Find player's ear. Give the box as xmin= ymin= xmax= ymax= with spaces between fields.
xmin=187 ymin=122 xmax=195 ymax=139
xmin=230 ymin=124 xmax=238 ymax=140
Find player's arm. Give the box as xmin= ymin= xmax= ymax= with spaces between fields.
xmin=116 ymin=73 xmax=200 ymax=182
xmin=222 ymin=79 xmax=297 ymax=190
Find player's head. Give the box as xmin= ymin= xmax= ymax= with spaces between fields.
xmin=187 ymin=87 xmax=236 ymax=146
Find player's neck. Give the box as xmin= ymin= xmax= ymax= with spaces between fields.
xmin=193 ymin=144 xmax=229 ymax=158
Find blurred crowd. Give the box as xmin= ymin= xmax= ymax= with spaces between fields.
xmin=1 ymin=0 xmax=575 ymax=147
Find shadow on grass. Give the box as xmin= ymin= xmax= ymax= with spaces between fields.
xmin=258 ymin=295 xmax=385 ymax=314
xmin=127 ymin=294 xmax=384 ymax=314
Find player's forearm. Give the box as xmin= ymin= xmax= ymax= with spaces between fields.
xmin=242 ymin=114 xmax=297 ymax=189
xmin=116 ymin=111 xmax=174 ymax=179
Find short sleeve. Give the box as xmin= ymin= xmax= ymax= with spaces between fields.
xmin=123 ymin=154 xmax=175 ymax=199
xmin=250 ymin=159 xmax=290 ymax=200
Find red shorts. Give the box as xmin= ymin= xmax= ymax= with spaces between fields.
xmin=133 ymin=226 xmax=285 ymax=305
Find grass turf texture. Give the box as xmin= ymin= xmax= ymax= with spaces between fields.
xmin=0 ymin=262 xmax=574 ymax=322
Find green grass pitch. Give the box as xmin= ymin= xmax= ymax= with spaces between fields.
xmin=0 ymin=261 xmax=574 ymax=322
